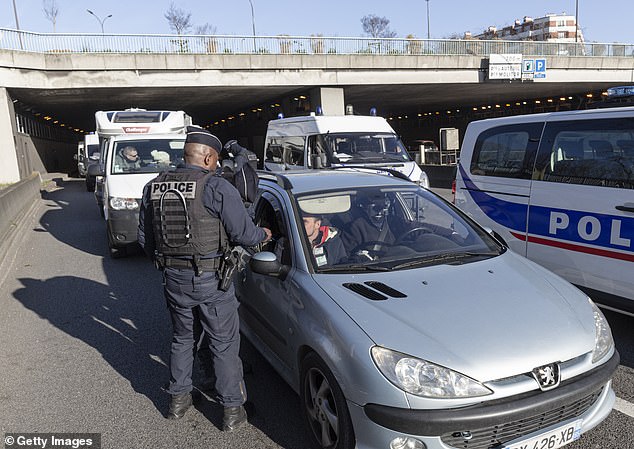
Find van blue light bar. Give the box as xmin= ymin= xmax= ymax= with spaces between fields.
xmin=606 ymin=86 xmax=634 ymax=98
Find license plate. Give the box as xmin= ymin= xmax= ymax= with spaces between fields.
xmin=503 ymin=419 xmax=582 ymax=449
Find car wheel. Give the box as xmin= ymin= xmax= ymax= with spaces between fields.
xmin=107 ymin=232 xmax=126 ymax=259
xmin=300 ymin=352 xmax=355 ymax=449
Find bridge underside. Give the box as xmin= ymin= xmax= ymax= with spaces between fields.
xmin=9 ymin=80 xmax=620 ymax=133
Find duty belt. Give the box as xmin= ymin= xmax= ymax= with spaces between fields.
xmin=160 ymin=256 xmax=221 ymax=271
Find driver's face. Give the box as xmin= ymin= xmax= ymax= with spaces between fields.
xmin=124 ymin=149 xmax=138 ymax=161
xmin=363 ymin=199 xmax=390 ymax=223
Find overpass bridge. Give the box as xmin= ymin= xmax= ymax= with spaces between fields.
xmin=1 ymin=28 xmax=633 ymax=182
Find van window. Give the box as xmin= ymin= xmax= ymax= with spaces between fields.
xmin=110 ymin=139 xmax=185 ymax=174
xmin=265 ymin=136 xmax=306 ymax=167
xmin=470 ymin=123 xmax=543 ymax=179
xmin=535 ymin=118 xmax=634 ymax=189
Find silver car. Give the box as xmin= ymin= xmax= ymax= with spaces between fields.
xmin=236 ymin=170 xmax=618 ymax=449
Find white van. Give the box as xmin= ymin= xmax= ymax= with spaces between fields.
xmin=91 ymin=109 xmax=191 ymax=257
xmin=80 ymin=134 xmax=100 ymax=190
xmin=455 ymin=91 xmax=634 ymax=314
xmin=263 ymin=114 xmax=429 ymax=188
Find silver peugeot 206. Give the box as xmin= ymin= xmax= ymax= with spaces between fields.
xmin=236 ymin=170 xmax=618 ymax=449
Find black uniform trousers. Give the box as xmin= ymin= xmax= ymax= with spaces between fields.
xmin=163 ymin=267 xmax=246 ymax=407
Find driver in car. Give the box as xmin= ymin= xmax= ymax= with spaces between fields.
xmin=343 ymin=192 xmax=400 ymax=259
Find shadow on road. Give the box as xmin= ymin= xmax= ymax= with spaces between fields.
xmin=13 ymin=273 xmax=168 ymax=412
xmin=38 ymin=178 xmax=110 ymax=257
xmin=15 ymin=177 xmax=312 ymax=447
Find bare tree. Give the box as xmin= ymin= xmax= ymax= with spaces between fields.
xmin=165 ymin=2 xmax=192 ymax=35
xmin=195 ymin=23 xmax=217 ymax=35
xmin=361 ymin=14 xmax=397 ymax=38
xmin=43 ymin=0 xmax=59 ymax=33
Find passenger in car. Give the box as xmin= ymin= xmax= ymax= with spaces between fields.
xmin=302 ymin=213 xmax=347 ymax=267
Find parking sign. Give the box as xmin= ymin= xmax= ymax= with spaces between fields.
xmin=535 ymin=59 xmax=546 ymax=72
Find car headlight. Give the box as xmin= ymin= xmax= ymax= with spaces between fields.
xmin=590 ymin=300 xmax=614 ymax=363
xmin=371 ymin=346 xmax=492 ymax=398
xmin=418 ymin=171 xmax=430 ymax=189
xmin=109 ymin=197 xmax=139 ymax=210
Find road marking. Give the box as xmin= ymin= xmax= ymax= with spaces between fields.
xmin=614 ymin=397 xmax=634 ymax=418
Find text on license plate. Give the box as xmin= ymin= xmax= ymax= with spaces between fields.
xmin=504 ymin=419 xmax=582 ymax=449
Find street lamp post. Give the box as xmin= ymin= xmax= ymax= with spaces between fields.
xmin=248 ymin=0 xmax=257 ymax=51
xmin=425 ymin=0 xmax=430 ymax=39
xmin=574 ymin=0 xmax=579 ymax=43
xmin=86 ymin=9 xmax=112 ymax=34
xmin=11 ymin=0 xmax=23 ymax=49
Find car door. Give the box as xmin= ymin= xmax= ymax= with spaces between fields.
xmin=237 ymin=188 xmax=299 ymax=369
xmin=528 ymin=115 xmax=634 ymax=305
xmin=456 ymin=122 xmax=543 ymax=255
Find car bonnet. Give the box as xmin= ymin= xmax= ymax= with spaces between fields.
xmin=313 ymin=252 xmax=596 ymax=382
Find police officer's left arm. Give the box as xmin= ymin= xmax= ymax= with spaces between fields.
xmin=205 ymin=178 xmax=267 ymax=246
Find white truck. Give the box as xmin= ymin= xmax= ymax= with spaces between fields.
xmin=262 ymin=113 xmax=429 ymax=188
xmin=79 ymin=133 xmax=100 ymax=190
xmin=89 ymin=109 xmax=192 ymax=257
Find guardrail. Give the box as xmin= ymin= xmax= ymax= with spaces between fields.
xmin=1 ymin=28 xmax=633 ymax=57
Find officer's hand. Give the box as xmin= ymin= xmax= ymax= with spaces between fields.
xmin=261 ymin=227 xmax=273 ymax=242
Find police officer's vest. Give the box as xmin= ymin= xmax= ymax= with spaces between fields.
xmin=150 ymin=169 xmax=227 ymax=258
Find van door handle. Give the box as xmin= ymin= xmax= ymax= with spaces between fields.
xmin=616 ymin=203 xmax=634 ymax=213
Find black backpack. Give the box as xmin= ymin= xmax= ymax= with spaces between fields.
xmin=232 ymin=151 xmax=258 ymax=205
xmin=221 ymin=142 xmax=258 ymax=206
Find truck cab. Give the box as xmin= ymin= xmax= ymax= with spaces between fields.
xmin=92 ymin=109 xmax=192 ymax=257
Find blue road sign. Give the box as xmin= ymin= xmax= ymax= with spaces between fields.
xmin=535 ymin=59 xmax=547 ymax=72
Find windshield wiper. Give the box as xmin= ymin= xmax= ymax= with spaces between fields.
xmin=318 ymin=264 xmax=390 ymax=273
xmin=390 ymin=251 xmax=499 ymax=270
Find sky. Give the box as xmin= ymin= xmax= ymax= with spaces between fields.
xmin=0 ymin=0 xmax=630 ymax=43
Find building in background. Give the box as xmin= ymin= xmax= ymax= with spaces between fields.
xmin=468 ymin=13 xmax=583 ymax=43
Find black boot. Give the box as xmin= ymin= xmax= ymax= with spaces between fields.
xmin=222 ymin=405 xmax=247 ymax=431
xmin=167 ymin=393 xmax=192 ymax=419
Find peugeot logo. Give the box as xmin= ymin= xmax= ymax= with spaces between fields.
xmin=532 ymin=363 xmax=560 ymax=391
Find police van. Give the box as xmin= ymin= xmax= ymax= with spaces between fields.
xmin=454 ymin=87 xmax=634 ymax=314
xmin=263 ymin=111 xmax=430 ymax=188
xmin=78 ymin=133 xmax=100 ymax=190
xmin=92 ymin=109 xmax=191 ymax=257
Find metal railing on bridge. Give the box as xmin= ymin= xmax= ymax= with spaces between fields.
xmin=0 ymin=28 xmax=633 ymax=57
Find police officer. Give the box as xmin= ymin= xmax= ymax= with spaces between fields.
xmin=138 ymin=126 xmax=271 ymax=431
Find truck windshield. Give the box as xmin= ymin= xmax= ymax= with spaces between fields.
xmin=86 ymin=144 xmax=100 ymax=159
xmin=316 ymin=133 xmax=412 ymax=164
xmin=110 ymin=139 xmax=185 ymax=174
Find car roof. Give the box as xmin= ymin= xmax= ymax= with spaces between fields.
xmin=469 ymin=105 xmax=634 ymax=127
xmin=259 ymin=169 xmax=412 ymax=195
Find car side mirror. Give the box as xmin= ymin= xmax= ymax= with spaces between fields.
xmin=250 ymin=251 xmax=289 ymax=280
xmin=311 ymin=153 xmax=323 ymax=169
xmin=87 ymin=163 xmax=105 ymax=177
xmin=73 ymin=154 xmax=78 ymax=161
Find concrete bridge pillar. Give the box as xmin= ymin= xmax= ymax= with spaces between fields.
xmin=0 ymin=88 xmax=20 ymax=183
xmin=310 ymin=87 xmax=345 ymax=116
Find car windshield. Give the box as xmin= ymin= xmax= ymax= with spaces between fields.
xmin=110 ymin=138 xmax=185 ymax=174
xmin=295 ymin=185 xmax=503 ymax=272
xmin=318 ymin=133 xmax=412 ymax=164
